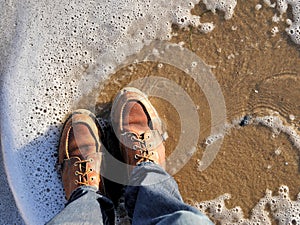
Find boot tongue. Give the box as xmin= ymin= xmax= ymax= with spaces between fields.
xmin=68 ymin=123 xmax=97 ymax=159
xmin=122 ymin=101 xmax=150 ymax=135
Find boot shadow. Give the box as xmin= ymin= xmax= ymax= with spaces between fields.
xmin=95 ymin=102 xmax=127 ymax=205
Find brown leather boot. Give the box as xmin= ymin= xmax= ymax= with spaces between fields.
xmin=111 ymin=87 xmax=167 ymax=172
xmin=58 ymin=109 xmax=102 ymax=200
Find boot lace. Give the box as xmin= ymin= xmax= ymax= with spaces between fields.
xmin=73 ymin=158 xmax=95 ymax=185
xmin=128 ymin=133 xmax=158 ymax=165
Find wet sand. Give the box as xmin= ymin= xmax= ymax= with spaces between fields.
xmin=75 ymin=0 xmax=300 ymax=222
xmin=174 ymin=0 xmax=300 ymax=218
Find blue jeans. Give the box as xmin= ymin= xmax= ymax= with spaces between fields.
xmin=47 ymin=163 xmax=214 ymax=225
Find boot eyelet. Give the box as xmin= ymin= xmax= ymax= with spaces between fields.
xmin=89 ymin=158 xmax=94 ymax=162
xmin=75 ymin=171 xmax=79 ymax=175
xmin=90 ymin=168 xmax=93 ymax=172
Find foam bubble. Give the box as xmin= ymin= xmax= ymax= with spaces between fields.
xmin=205 ymin=133 xmax=224 ymax=145
xmin=277 ymin=0 xmax=289 ymax=14
xmin=203 ymin=0 xmax=237 ymax=20
xmin=264 ymin=0 xmax=277 ymax=8
xmin=272 ymin=14 xmax=282 ymax=23
xmin=254 ymin=115 xmax=300 ymax=149
xmin=271 ymin=26 xmax=280 ymax=36
xmin=265 ymin=0 xmax=300 ymax=44
xmin=199 ymin=22 xmax=215 ymax=34
xmin=286 ymin=23 xmax=300 ymax=44
xmin=255 ymin=4 xmax=262 ymax=10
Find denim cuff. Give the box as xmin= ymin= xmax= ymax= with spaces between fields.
xmin=128 ymin=162 xmax=171 ymax=186
xmin=67 ymin=185 xmax=98 ymax=205
xmin=136 ymin=161 xmax=156 ymax=167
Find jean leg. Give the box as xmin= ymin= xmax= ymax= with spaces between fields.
xmin=46 ymin=186 xmax=115 ymax=225
xmin=125 ymin=163 xmax=214 ymax=225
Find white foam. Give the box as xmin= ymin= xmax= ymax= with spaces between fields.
xmin=199 ymin=115 xmax=300 ymax=222
xmin=265 ymin=0 xmax=300 ymax=44
xmin=196 ymin=185 xmax=300 ymax=224
xmin=272 ymin=13 xmax=282 ymax=23
xmin=255 ymin=4 xmax=263 ymax=10
xmin=264 ymin=0 xmax=277 ymax=8
xmin=199 ymin=22 xmax=215 ymax=33
xmin=201 ymin=114 xmax=300 ymax=167
xmin=254 ymin=115 xmax=300 ymax=149
xmin=203 ymin=0 xmax=237 ymax=20
xmin=271 ymin=26 xmax=280 ymax=36
xmin=205 ymin=133 xmax=224 ymax=145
